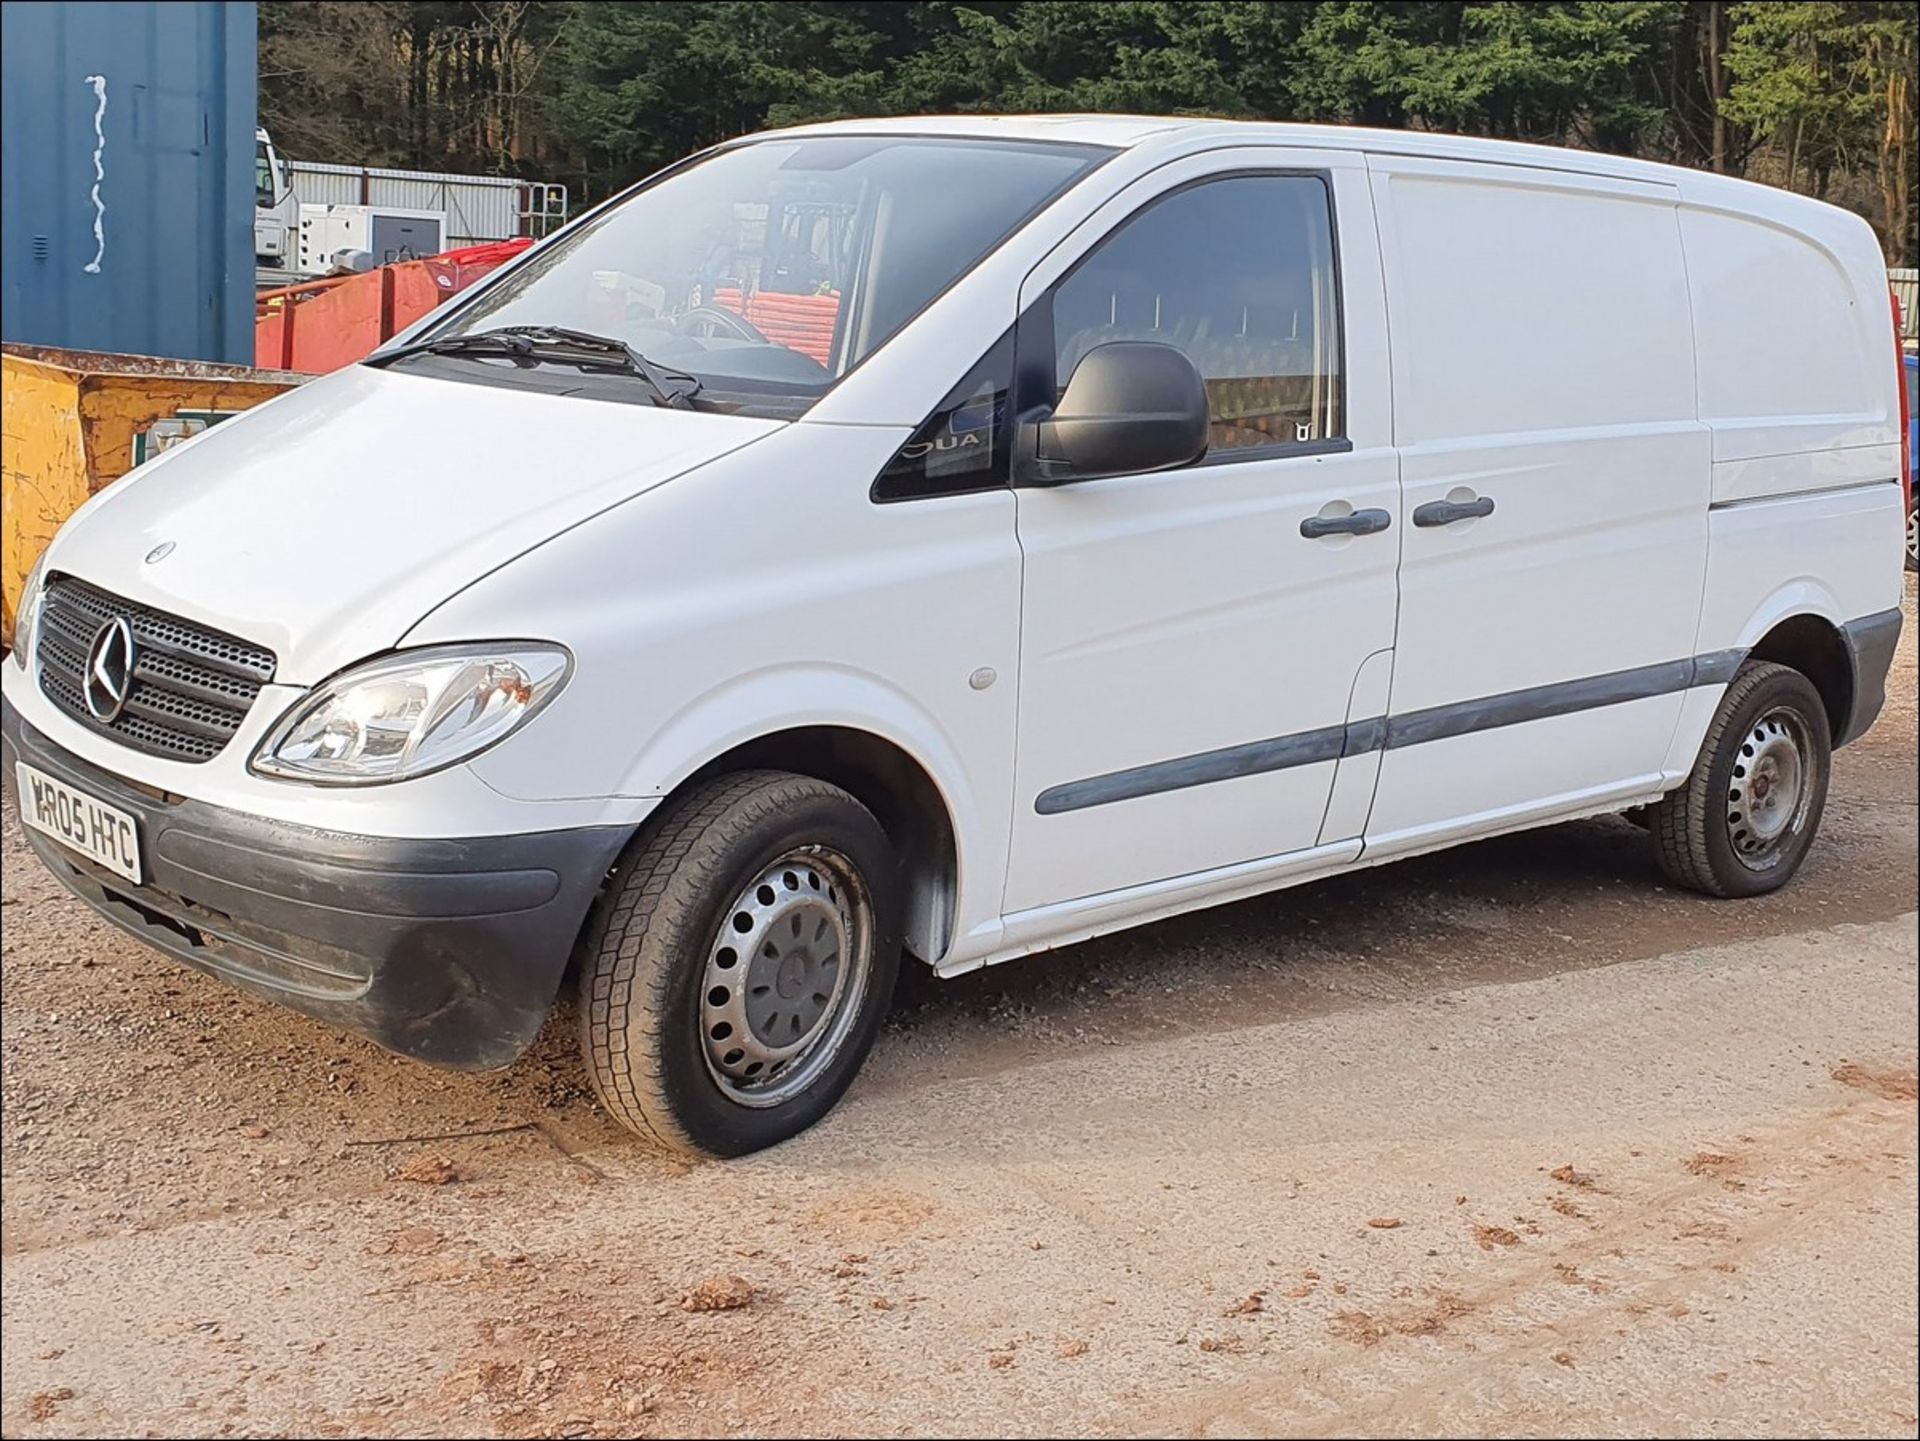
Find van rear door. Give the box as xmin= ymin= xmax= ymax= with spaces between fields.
xmin=1362 ymin=156 xmax=1712 ymax=854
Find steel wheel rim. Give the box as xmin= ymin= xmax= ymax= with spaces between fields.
xmin=1726 ymin=708 xmax=1812 ymax=868
xmin=1907 ymin=503 xmax=1918 ymax=566
xmin=700 ymin=846 xmax=871 ymax=1108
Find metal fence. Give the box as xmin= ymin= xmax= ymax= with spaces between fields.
xmin=1892 ymin=269 xmax=1917 ymax=346
xmin=286 ymin=160 xmax=568 ymax=250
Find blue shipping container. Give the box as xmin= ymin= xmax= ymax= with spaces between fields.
xmin=1 ymin=1 xmax=256 ymax=364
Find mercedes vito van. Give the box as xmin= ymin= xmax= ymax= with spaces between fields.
xmin=4 ymin=117 xmax=1907 ymax=1156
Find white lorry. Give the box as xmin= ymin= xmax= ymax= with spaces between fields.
xmin=252 ymin=127 xmax=296 ymax=266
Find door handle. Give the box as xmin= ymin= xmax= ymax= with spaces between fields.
xmin=1413 ymin=495 xmax=1496 ymax=527
xmin=1300 ymin=507 xmax=1393 ymax=540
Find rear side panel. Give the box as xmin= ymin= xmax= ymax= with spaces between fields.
xmin=1670 ymin=179 xmax=1904 ymax=770
xmin=1678 ymin=180 xmax=1901 ymax=498
xmin=1696 ymin=484 xmax=1904 ymax=661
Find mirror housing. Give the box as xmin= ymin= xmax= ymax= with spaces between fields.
xmin=1032 ymin=341 xmax=1209 ymax=483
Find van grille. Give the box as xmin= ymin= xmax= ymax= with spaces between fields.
xmin=33 ymin=575 xmax=276 ymax=763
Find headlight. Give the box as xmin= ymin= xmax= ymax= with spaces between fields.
xmin=12 ymin=555 xmax=48 ymax=670
xmin=252 ymin=643 xmax=570 ymax=785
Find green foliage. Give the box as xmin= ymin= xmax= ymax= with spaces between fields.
xmin=555 ymin=2 xmax=901 ymax=177
xmin=1724 ymin=2 xmax=1911 ymax=167
xmin=1722 ymin=0 xmax=1914 ymax=250
xmin=259 ymin=1 xmax=1918 ymax=262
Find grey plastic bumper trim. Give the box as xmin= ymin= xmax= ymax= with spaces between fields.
xmin=1707 ymin=478 xmax=1900 ymax=511
xmin=1035 ymin=644 xmax=1773 ymax=816
xmin=1836 ymin=606 xmax=1903 ymax=746
xmin=3 ymin=698 xmax=632 ymax=1070
xmin=1380 ymin=657 xmax=1696 ymax=751
xmin=1034 ymin=721 xmax=1349 ymax=815
xmin=1690 ymin=648 xmax=1747 ymax=686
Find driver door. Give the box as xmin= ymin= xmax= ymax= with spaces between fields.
xmin=1002 ymin=156 xmax=1401 ymax=914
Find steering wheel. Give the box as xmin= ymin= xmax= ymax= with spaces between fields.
xmin=676 ymin=305 xmax=768 ymax=344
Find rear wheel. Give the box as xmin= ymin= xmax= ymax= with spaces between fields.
xmin=577 ymin=771 xmax=901 ymax=1156
xmin=1648 ymin=661 xmax=1830 ymax=898
xmin=1905 ymin=493 xmax=1917 ymax=573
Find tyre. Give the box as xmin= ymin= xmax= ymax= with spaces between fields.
xmin=578 ymin=770 xmax=901 ymax=1157
xmin=1648 ymin=660 xmax=1831 ymax=898
xmin=1905 ymin=494 xmax=1917 ymax=573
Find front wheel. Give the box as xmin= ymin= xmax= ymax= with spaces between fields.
xmin=1648 ymin=661 xmax=1831 ymax=898
xmin=1905 ymin=495 xmax=1917 ymax=573
xmin=578 ymin=771 xmax=901 ymax=1156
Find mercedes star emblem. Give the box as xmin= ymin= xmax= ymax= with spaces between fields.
xmin=83 ymin=616 xmax=137 ymax=722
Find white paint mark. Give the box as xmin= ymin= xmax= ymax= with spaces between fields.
xmin=82 ymin=73 xmax=108 ymax=274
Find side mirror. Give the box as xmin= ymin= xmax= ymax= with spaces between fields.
xmin=1034 ymin=341 xmax=1209 ymax=482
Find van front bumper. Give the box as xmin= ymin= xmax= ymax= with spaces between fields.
xmin=2 ymin=698 xmax=631 ymax=1070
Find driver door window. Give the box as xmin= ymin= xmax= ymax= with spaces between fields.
xmin=1049 ymin=174 xmax=1344 ymax=454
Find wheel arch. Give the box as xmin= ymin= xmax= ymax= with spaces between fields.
xmin=586 ymin=659 xmax=1002 ymax=967
xmin=674 ymin=725 xmax=962 ymax=966
xmin=1718 ymin=579 xmax=1859 ymax=745
xmin=1742 ymin=612 xmax=1853 ymax=744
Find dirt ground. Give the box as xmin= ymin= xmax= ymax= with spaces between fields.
xmin=3 ymin=582 xmax=1915 ymax=1440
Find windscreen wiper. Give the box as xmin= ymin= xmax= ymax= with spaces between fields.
xmin=370 ymin=325 xmax=703 ymax=409
xmin=497 ymin=326 xmax=704 ymax=409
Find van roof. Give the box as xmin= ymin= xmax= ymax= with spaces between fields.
xmin=764 ymin=113 xmax=1764 ymax=194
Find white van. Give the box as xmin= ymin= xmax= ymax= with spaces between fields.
xmin=4 ymin=117 xmax=1907 ymax=1155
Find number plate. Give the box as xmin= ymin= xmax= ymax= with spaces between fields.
xmin=15 ymin=762 xmax=143 ymax=884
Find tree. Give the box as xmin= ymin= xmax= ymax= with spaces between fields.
xmin=1725 ymin=1 xmax=1916 ymax=260
xmin=260 ymin=1 xmax=574 ymax=174
xmin=260 ymin=2 xmax=414 ymax=165
xmin=553 ymin=2 xmax=906 ymax=186
xmin=1278 ymin=2 xmax=1669 ymax=147
xmin=883 ymin=3 xmax=1249 ymax=116
xmin=258 ymin=0 xmax=1916 ymax=260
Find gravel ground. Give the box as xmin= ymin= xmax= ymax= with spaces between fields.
xmin=2 ymin=579 xmax=1914 ymax=1438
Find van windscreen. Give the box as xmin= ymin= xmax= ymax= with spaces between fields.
xmin=408 ymin=135 xmax=1110 ymax=417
